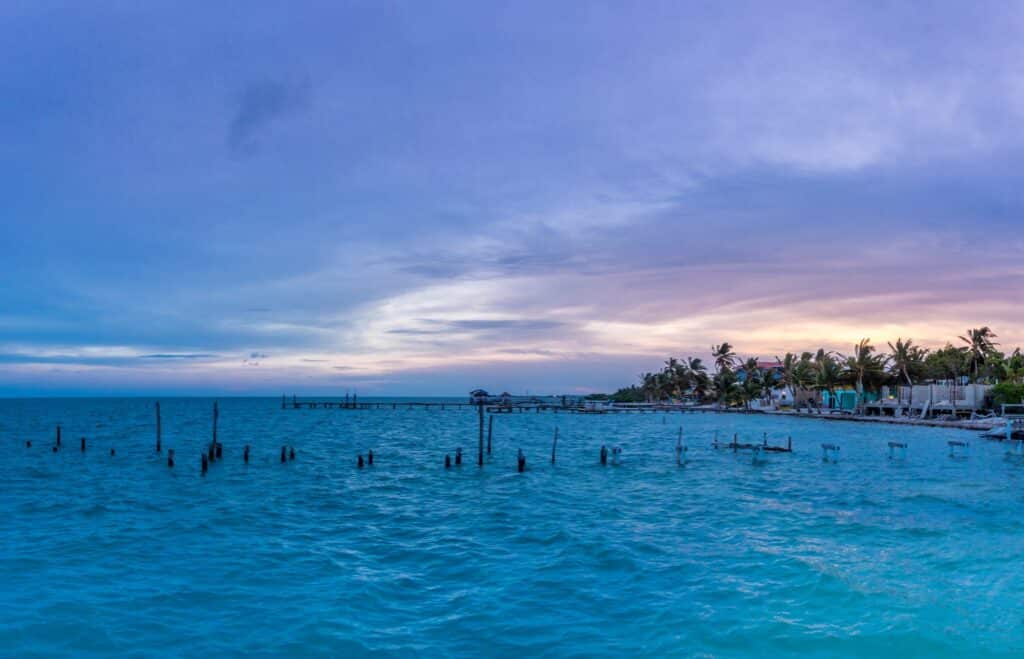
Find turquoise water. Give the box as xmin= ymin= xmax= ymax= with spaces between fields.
xmin=2 ymin=398 xmax=1023 ymax=657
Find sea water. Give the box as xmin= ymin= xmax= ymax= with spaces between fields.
xmin=1 ymin=398 xmax=1023 ymax=657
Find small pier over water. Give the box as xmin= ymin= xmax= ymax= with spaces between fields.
xmin=281 ymin=394 xmax=729 ymax=415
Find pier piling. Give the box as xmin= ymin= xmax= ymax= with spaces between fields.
xmin=487 ymin=415 xmax=493 ymax=456
xmin=551 ymin=427 xmax=558 ymax=464
xmin=212 ymin=401 xmax=219 ymax=456
xmin=56 ymin=425 xmax=61 ymax=447
xmin=168 ymin=449 xmax=175 ymax=468
xmin=156 ymin=402 xmax=162 ymax=453
xmin=445 ymin=454 xmax=451 ymax=469
xmin=358 ymin=454 xmax=364 ymax=468
xmin=518 ymin=448 xmax=526 ymax=473
xmin=368 ymin=449 xmax=374 ymax=466
xmin=244 ymin=445 xmax=250 ymax=464
xmin=600 ymin=445 xmax=608 ymax=465
xmin=477 ymin=401 xmax=484 ymax=467
xmin=81 ymin=437 xmax=86 ymax=452
xmin=201 ymin=453 xmax=208 ymax=475
xmin=281 ymin=446 xmax=287 ymax=463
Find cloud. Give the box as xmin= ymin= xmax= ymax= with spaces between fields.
xmin=227 ymin=79 xmax=310 ymax=154
xmin=2 ymin=3 xmax=1024 ymax=395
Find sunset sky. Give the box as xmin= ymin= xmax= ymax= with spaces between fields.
xmin=2 ymin=2 xmax=1023 ymax=395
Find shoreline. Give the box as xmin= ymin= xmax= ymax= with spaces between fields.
xmin=756 ymin=408 xmax=1004 ymax=433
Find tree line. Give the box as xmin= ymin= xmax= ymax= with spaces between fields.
xmin=592 ymin=327 xmax=1024 ymax=408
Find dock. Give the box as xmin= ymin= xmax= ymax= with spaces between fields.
xmin=280 ymin=395 xmax=738 ymax=415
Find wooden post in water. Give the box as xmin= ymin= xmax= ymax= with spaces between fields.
xmin=551 ymin=427 xmax=559 ymax=464
xmin=281 ymin=394 xmax=286 ymax=410
xmin=477 ymin=401 xmax=484 ymax=466
xmin=56 ymin=425 xmax=61 ymax=447
xmin=155 ymin=402 xmax=162 ymax=453
xmin=487 ymin=415 xmax=494 ymax=455
xmin=212 ymin=401 xmax=219 ymax=460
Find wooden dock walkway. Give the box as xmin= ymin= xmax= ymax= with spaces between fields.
xmin=281 ymin=395 xmax=734 ymax=414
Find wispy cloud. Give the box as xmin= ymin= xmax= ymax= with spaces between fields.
xmin=1 ymin=3 xmax=1023 ymax=395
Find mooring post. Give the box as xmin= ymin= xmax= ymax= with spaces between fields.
xmin=168 ymin=449 xmax=175 ymax=468
xmin=243 ymin=445 xmax=250 ymax=464
xmin=787 ymin=436 xmax=792 ymax=451
xmin=477 ymin=401 xmax=484 ymax=467
xmin=155 ymin=401 xmax=162 ymax=453
xmin=201 ymin=453 xmax=208 ymax=475
xmin=518 ymin=448 xmax=526 ymax=473
xmin=281 ymin=446 xmax=287 ymax=463
xmin=733 ymin=433 xmax=738 ymax=453
xmin=281 ymin=394 xmax=286 ymax=410
xmin=81 ymin=437 xmax=86 ymax=452
xmin=487 ymin=415 xmax=494 ymax=456
xmin=551 ymin=427 xmax=559 ymax=464
xmin=445 ymin=454 xmax=451 ymax=469
xmin=677 ymin=427 xmax=683 ymax=465
xmin=600 ymin=445 xmax=608 ymax=465
xmin=763 ymin=432 xmax=768 ymax=447
xmin=56 ymin=425 xmax=61 ymax=447
xmin=368 ymin=449 xmax=374 ymax=466
xmin=358 ymin=454 xmax=364 ymax=468
xmin=212 ymin=401 xmax=219 ymax=458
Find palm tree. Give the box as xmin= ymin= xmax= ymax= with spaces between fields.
xmin=1007 ymin=349 xmax=1024 ymax=384
xmin=776 ymin=352 xmax=801 ymax=404
xmin=711 ymin=343 xmax=737 ymax=374
xmin=740 ymin=357 xmax=762 ymax=409
xmin=688 ymin=357 xmax=711 ymax=401
xmin=887 ymin=338 xmax=927 ymax=386
xmin=959 ymin=327 xmax=999 ymax=383
xmin=842 ymin=338 xmax=887 ymax=401
xmin=814 ymin=353 xmax=843 ymax=408
xmin=664 ymin=357 xmax=693 ymax=400
xmin=712 ymin=368 xmax=738 ymax=408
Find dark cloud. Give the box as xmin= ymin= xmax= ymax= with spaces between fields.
xmin=227 ymin=79 xmax=310 ymax=154
xmin=386 ymin=319 xmax=566 ymax=335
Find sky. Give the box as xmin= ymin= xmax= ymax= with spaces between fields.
xmin=1 ymin=1 xmax=1023 ymax=396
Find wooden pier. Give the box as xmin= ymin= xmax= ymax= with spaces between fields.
xmin=280 ymin=395 xmax=733 ymax=415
